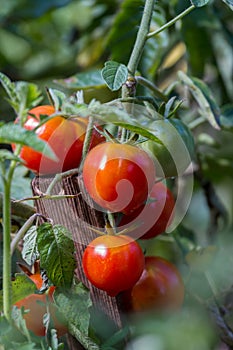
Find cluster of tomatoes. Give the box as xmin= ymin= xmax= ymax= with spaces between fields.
xmin=15 ymin=105 xmax=185 ymax=337
xmin=81 ymin=139 xmax=184 ymax=311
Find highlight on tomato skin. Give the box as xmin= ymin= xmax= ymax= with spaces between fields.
xmin=119 ymin=181 xmax=175 ymax=240
xmin=120 ymin=256 xmax=185 ymax=313
xmin=82 ymin=142 xmax=156 ymax=214
xmin=13 ymin=105 xmax=104 ymax=175
xmin=82 ymin=234 xmax=145 ymax=297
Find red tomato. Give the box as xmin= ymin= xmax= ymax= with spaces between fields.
xmin=121 ymin=256 xmax=184 ymax=312
xmin=15 ymin=105 xmax=104 ymax=175
xmin=82 ymin=142 xmax=156 ymax=213
xmin=119 ymin=181 xmax=175 ymax=240
xmin=14 ymin=273 xmax=67 ymax=337
xmin=82 ymin=234 xmax=145 ymax=297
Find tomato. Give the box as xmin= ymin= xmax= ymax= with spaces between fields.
xmin=14 ymin=273 xmax=67 ymax=337
xmin=15 ymin=105 xmax=104 ymax=175
xmin=82 ymin=234 xmax=145 ymax=297
xmin=119 ymin=181 xmax=175 ymax=240
xmin=121 ymin=256 xmax=184 ymax=312
xmin=82 ymin=142 xmax=156 ymax=214
xmin=140 ymin=118 xmax=195 ymax=178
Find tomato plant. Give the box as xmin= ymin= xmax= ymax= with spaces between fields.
xmin=15 ymin=105 xmax=104 ymax=175
xmin=14 ymin=273 xmax=67 ymax=337
xmin=121 ymin=256 xmax=184 ymax=313
xmin=82 ymin=234 xmax=145 ymax=296
xmin=119 ymin=181 xmax=175 ymax=240
xmin=82 ymin=142 xmax=156 ymax=213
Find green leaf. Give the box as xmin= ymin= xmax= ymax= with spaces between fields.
xmin=101 ymin=326 xmax=130 ymax=349
xmin=15 ymin=81 xmax=43 ymax=110
xmin=37 ymin=223 xmax=75 ymax=288
xmin=221 ymin=0 xmax=233 ymax=10
xmin=0 ymin=73 xmax=43 ymax=115
xmin=178 ymin=71 xmax=221 ymax=130
xmin=22 ymin=226 xmax=39 ymax=266
xmin=12 ymin=306 xmax=31 ymax=341
xmin=0 ymin=273 xmax=37 ymax=309
xmin=46 ymin=88 xmax=67 ymax=111
xmin=55 ymin=283 xmax=92 ymax=336
xmin=12 ymin=274 xmax=38 ymax=304
xmin=0 ymin=123 xmax=57 ymax=160
xmin=54 ymin=70 xmax=105 ymax=90
xmin=0 ymin=72 xmax=18 ymax=102
xmin=190 ymin=0 xmax=210 ymax=6
xmin=220 ymin=104 xmax=233 ymax=131
xmin=88 ymin=101 xmax=163 ymax=144
xmin=101 ymin=61 xmax=128 ymax=91
xmin=0 ymin=149 xmax=23 ymax=163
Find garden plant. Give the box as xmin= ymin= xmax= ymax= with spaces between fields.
xmin=0 ymin=0 xmax=233 ymax=349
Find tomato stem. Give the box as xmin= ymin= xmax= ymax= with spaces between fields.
xmin=10 ymin=213 xmax=39 ymax=255
xmin=127 ymin=0 xmax=155 ymax=77
xmin=121 ymin=0 xmax=155 ymax=100
xmin=2 ymin=156 xmax=19 ymax=322
xmin=147 ymin=5 xmax=195 ymax=39
xmin=79 ymin=116 xmax=94 ymax=172
xmin=136 ymin=76 xmax=168 ymax=102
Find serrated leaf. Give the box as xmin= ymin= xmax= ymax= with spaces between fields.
xmin=55 ymin=283 xmax=91 ymax=336
xmin=101 ymin=61 xmax=128 ymax=91
xmin=22 ymin=226 xmax=39 ymax=266
xmin=15 ymin=81 xmax=43 ymax=111
xmin=221 ymin=0 xmax=233 ymax=9
xmin=178 ymin=71 xmax=221 ymax=130
xmin=190 ymin=0 xmax=210 ymax=6
xmin=37 ymin=223 xmax=75 ymax=288
xmin=0 ymin=72 xmax=18 ymax=102
xmin=0 ymin=123 xmax=57 ymax=160
xmin=0 ymin=73 xmax=43 ymax=115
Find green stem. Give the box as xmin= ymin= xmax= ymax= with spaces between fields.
xmin=127 ymin=0 xmax=155 ymax=75
xmin=3 ymin=179 xmax=12 ymax=321
xmin=79 ymin=116 xmax=94 ymax=173
xmin=147 ymin=5 xmax=195 ymax=39
xmin=136 ymin=76 xmax=168 ymax=101
xmin=10 ymin=213 xmax=39 ymax=255
xmin=122 ymin=0 xmax=156 ymax=99
xmin=2 ymin=159 xmax=18 ymax=322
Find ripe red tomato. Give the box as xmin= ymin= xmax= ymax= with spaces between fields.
xmin=15 ymin=105 xmax=104 ymax=175
xmin=82 ymin=142 xmax=156 ymax=214
xmin=14 ymin=273 xmax=67 ymax=337
xmin=119 ymin=181 xmax=175 ymax=240
xmin=121 ymin=256 xmax=184 ymax=312
xmin=82 ymin=234 xmax=145 ymax=296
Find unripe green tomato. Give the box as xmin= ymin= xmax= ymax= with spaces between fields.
xmin=140 ymin=118 xmax=195 ymax=178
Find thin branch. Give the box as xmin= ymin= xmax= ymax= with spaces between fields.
xmin=147 ymin=5 xmax=195 ymax=39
